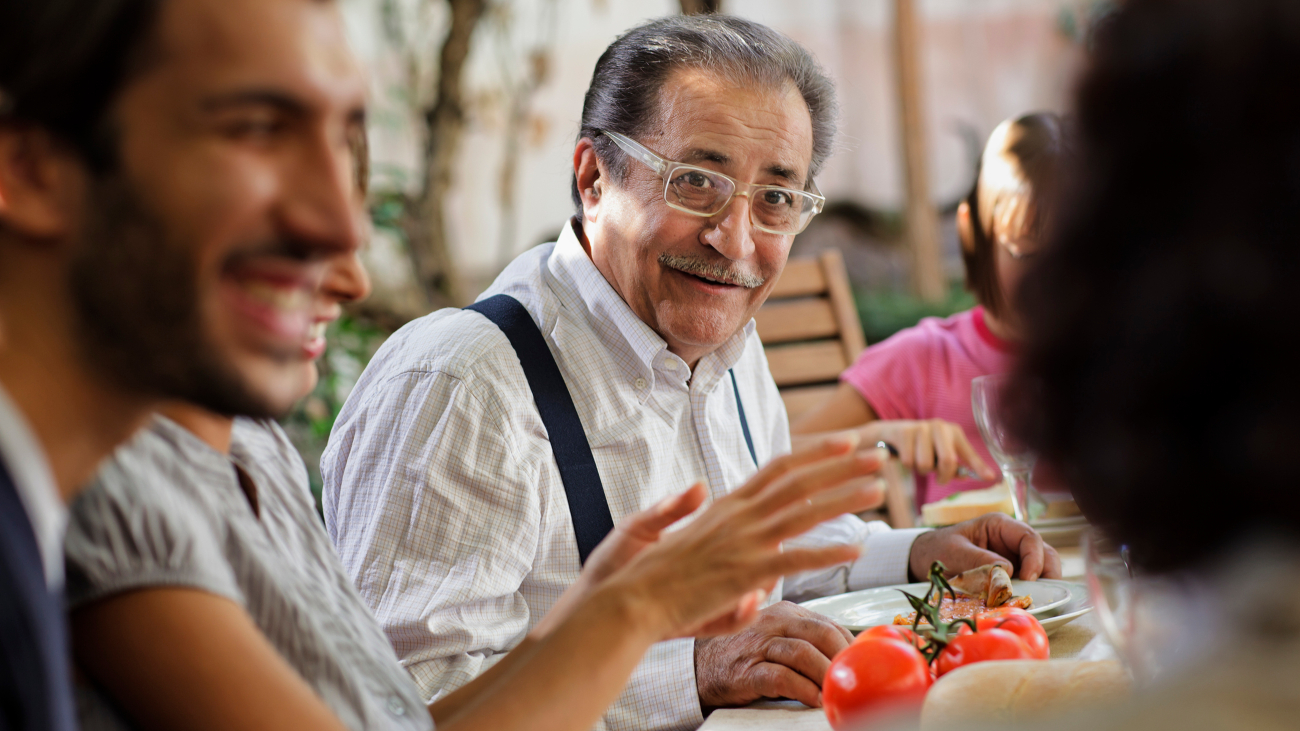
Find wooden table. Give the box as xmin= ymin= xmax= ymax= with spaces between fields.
xmin=698 ymin=547 xmax=1095 ymax=730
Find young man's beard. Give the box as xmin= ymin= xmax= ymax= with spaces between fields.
xmin=68 ymin=174 xmax=288 ymax=419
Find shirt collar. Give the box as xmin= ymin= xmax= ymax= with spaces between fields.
xmin=0 ymin=381 xmax=67 ymax=589
xmin=544 ymin=218 xmax=757 ymax=397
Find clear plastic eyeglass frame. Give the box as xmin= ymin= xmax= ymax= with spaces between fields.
xmin=602 ymin=130 xmax=825 ymax=236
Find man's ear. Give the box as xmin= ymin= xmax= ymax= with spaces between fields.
xmin=0 ymin=126 xmax=82 ymax=240
xmin=573 ymin=137 xmax=604 ymax=223
xmin=956 ymin=200 xmax=976 ymax=255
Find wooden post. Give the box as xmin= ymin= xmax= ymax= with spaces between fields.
xmin=893 ymin=0 xmax=946 ymax=303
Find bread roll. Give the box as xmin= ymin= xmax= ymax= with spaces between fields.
xmin=920 ymin=660 xmax=1130 ymax=729
xmin=920 ymin=482 xmax=1015 ymax=526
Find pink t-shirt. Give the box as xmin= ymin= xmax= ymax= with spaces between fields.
xmin=840 ymin=306 xmax=1013 ymax=505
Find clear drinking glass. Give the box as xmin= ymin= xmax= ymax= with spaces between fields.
xmin=1082 ymin=527 xmax=1136 ymax=663
xmin=970 ymin=374 xmax=1036 ymax=521
xmin=1083 ymin=527 xmax=1210 ymax=686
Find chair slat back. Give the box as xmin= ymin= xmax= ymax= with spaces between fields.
xmin=758 ymin=250 xmax=866 ymax=420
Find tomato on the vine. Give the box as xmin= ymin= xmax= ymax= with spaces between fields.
xmin=823 ymin=637 xmax=932 ymax=730
xmin=973 ymin=607 xmax=1050 ymax=660
xmin=854 ymin=624 xmax=922 ymax=650
xmin=934 ymin=627 xmax=1033 ymax=677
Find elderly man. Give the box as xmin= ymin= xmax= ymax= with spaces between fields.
xmin=323 ymin=15 xmax=1057 ymax=731
xmin=0 ymin=0 xmax=366 ymax=727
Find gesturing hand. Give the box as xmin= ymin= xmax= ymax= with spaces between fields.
xmin=694 ymin=602 xmax=853 ymax=710
xmin=907 ymin=512 xmax=1062 ymax=581
xmin=558 ymin=434 xmax=887 ymax=645
xmin=533 ymin=485 xmax=713 ymax=637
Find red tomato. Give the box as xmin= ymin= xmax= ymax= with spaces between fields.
xmin=823 ymin=638 xmax=932 ymax=730
xmin=974 ymin=608 xmax=1050 ymax=660
xmin=854 ymin=624 xmax=922 ymax=649
xmin=934 ymin=627 xmax=1033 ymax=677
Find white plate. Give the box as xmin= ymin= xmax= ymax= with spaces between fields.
xmin=1031 ymin=579 xmax=1093 ymax=636
xmin=799 ymin=580 xmax=1073 ymax=631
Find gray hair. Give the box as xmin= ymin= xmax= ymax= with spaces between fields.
xmin=572 ymin=14 xmax=838 ymax=214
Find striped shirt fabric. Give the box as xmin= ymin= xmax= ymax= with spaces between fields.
xmin=65 ymin=417 xmax=432 ymax=731
xmin=321 ymin=219 xmax=925 ymax=731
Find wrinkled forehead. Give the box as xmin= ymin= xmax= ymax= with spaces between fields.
xmin=142 ymin=0 xmax=366 ymax=112
xmin=648 ymin=67 xmax=814 ymax=186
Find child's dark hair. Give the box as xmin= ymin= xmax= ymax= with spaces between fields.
xmin=958 ymin=113 xmax=1070 ymax=318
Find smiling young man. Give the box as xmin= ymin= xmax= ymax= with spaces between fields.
xmin=0 ymin=0 xmax=365 ymax=726
xmin=323 ymin=15 xmax=1058 ymax=731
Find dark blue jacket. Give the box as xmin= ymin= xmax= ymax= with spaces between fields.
xmin=0 ymin=459 xmax=76 ymax=731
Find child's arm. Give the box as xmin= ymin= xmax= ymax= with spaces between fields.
xmin=790 ymin=383 xmax=995 ymax=485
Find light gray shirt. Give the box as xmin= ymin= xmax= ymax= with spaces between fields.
xmin=64 ymin=416 xmax=432 ymax=731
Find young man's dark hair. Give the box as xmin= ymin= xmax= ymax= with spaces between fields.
xmin=1011 ymin=0 xmax=1300 ymax=573
xmin=0 ymin=0 xmax=163 ymax=172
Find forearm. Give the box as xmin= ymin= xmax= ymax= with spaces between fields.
xmin=437 ymin=585 xmax=662 ymax=731
xmin=427 ymin=637 xmax=540 ymax=726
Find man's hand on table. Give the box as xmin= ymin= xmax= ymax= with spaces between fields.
xmin=695 ymin=601 xmax=851 ymax=711
xmin=908 ymin=513 xmax=1062 ymax=581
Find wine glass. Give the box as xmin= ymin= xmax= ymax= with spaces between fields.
xmin=1083 ymin=527 xmax=1208 ymax=686
xmin=970 ymin=374 xmax=1036 ymax=521
xmin=1082 ymin=527 xmax=1135 ymax=664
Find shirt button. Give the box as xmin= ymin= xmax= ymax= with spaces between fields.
xmin=387 ymin=696 xmax=406 ymax=716
xmin=635 ymin=377 xmax=648 ymax=390
xmin=664 ymin=360 xmax=678 ymax=371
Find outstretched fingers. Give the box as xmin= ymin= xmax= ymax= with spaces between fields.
xmin=621 ymin=484 xmax=708 ymax=540
xmin=756 ymin=478 xmax=886 ymax=543
xmin=730 ymin=432 xmax=861 ymax=500
xmin=748 ymin=447 xmax=888 ymax=517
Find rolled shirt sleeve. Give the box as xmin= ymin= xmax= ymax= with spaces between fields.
xmin=780 ymin=515 xmax=929 ymax=604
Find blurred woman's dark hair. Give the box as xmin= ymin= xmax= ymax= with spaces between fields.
xmin=572 ymin=14 xmax=837 ymax=214
xmin=958 ymin=112 xmax=1069 ymax=319
xmin=0 ymin=0 xmax=163 ymax=173
xmin=1010 ymin=0 xmax=1300 ymax=573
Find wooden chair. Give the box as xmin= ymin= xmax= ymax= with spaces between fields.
xmin=756 ymin=249 xmax=916 ymax=528
xmin=756 ymin=249 xmax=866 ymax=419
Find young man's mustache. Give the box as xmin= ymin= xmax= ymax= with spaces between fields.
xmin=658 ymin=253 xmax=765 ymax=289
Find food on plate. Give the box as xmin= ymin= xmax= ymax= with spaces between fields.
xmin=920 ymin=660 xmax=1130 ymax=728
xmin=823 ymin=636 xmax=932 ymax=730
xmin=920 ymin=481 xmax=1015 ymax=526
xmin=950 ymin=563 xmax=1015 ymax=607
xmin=934 ymin=627 xmax=1034 ymax=676
xmin=971 ymin=606 xmax=1050 ymax=660
xmin=892 ymin=564 xmax=1031 ymax=625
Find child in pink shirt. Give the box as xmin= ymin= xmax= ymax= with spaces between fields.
xmin=791 ymin=112 xmax=1069 ymax=507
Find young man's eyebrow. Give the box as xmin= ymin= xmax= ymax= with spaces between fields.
xmin=199 ymin=89 xmax=310 ymax=115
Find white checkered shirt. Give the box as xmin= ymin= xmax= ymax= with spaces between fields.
xmin=321 ymin=220 xmax=926 ymax=731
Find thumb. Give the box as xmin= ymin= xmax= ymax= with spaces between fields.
xmin=624 ymin=483 xmax=708 ymax=539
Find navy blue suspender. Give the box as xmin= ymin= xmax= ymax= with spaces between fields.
xmin=466 ymin=294 xmax=758 ymax=565
xmin=729 ymin=369 xmax=759 ymax=468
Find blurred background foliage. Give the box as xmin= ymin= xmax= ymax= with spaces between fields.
xmin=284 ymin=0 xmax=1111 ymax=505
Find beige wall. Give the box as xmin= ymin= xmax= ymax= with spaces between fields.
xmin=343 ymin=0 xmax=1086 ymax=292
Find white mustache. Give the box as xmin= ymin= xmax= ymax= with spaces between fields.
xmin=659 ymin=253 xmax=765 ymax=289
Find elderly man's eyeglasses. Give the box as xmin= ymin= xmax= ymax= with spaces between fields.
xmin=602 ymin=130 xmax=825 ymax=236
